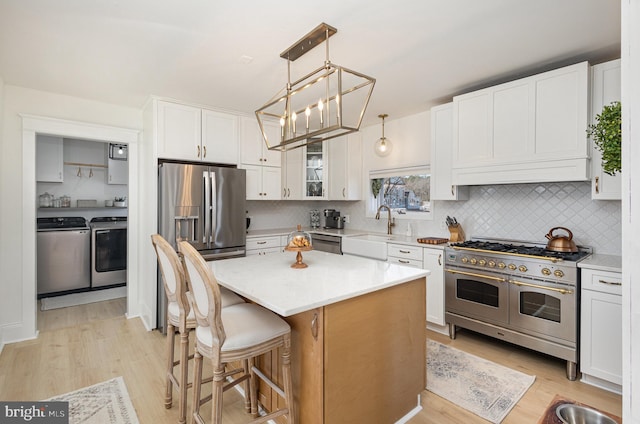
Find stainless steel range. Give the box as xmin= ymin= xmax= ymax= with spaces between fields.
xmin=444 ymin=238 xmax=591 ymax=380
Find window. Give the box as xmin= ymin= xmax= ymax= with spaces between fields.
xmin=368 ymin=166 xmax=432 ymax=220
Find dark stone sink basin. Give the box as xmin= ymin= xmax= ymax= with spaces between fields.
xmin=556 ymin=404 xmax=618 ymax=424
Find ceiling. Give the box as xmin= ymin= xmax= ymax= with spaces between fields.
xmin=0 ymin=0 xmax=621 ymax=127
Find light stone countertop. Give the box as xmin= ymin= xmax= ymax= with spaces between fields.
xmin=210 ymin=250 xmax=430 ymax=317
xmin=578 ymin=253 xmax=622 ymax=273
xmin=246 ymin=227 xmax=448 ymax=250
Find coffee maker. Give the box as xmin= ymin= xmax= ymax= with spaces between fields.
xmin=323 ymin=209 xmax=344 ymax=229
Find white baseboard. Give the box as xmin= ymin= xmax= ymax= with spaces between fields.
xmin=40 ymin=286 xmax=126 ymax=310
xmin=427 ymin=321 xmax=450 ymax=336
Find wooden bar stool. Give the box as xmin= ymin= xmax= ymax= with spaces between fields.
xmin=179 ymin=241 xmax=296 ymax=424
xmin=151 ymin=234 xmax=245 ymax=424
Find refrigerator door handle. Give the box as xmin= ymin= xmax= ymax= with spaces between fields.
xmin=203 ymin=171 xmax=211 ymax=244
xmin=210 ymin=171 xmax=217 ymax=245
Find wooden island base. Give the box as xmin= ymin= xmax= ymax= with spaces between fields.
xmin=257 ymin=277 xmax=427 ymax=424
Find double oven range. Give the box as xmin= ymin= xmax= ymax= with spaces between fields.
xmin=445 ymin=238 xmax=591 ymax=380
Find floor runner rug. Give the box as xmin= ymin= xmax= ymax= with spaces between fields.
xmin=427 ymin=339 xmax=536 ymax=423
xmin=45 ymin=376 xmax=139 ymax=424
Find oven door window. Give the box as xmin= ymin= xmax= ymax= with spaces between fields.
xmin=95 ymin=229 xmax=127 ymax=272
xmin=457 ymin=279 xmax=499 ymax=307
xmin=509 ymin=281 xmax=576 ymax=343
xmin=519 ymin=292 xmax=560 ymax=323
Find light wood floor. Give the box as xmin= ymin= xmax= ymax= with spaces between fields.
xmin=0 ymin=300 xmax=622 ymax=424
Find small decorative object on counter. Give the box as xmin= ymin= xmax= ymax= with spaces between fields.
xmin=285 ymin=224 xmax=313 ymax=269
xmin=310 ymin=209 xmax=321 ymax=228
xmin=114 ymin=196 xmax=127 ymax=207
xmin=445 ymin=216 xmax=465 ymax=242
xmin=39 ymin=192 xmax=53 ymax=208
xmin=60 ymin=195 xmax=71 ymax=208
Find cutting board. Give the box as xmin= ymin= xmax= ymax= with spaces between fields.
xmin=416 ymin=237 xmax=449 ymax=245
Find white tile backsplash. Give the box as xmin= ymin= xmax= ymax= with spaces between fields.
xmin=246 ymin=181 xmax=621 ymax=255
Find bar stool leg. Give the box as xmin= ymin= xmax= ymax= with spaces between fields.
xmin=191 ymin=349 xmax=204 ymax=424
xmin=282 ymin=335 xmax=296 ymax=424
xmin=212 ymin=365 xmax=226 ymax=424
xmin=165 ymin=323 xmax=175 ymax=409
xmin=242 ymin=359 xmax=251 ymax=413
xmin=178 ymin=330 xmax=189 ymax=424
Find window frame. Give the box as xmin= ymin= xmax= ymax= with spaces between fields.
xmin=366 ymin=165 xmax=433 ymax=221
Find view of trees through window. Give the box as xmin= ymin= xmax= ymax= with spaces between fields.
xmin=371 ymin=173 xmax=431 ymax=213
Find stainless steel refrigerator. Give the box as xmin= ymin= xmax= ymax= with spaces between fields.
xmin=157 ymin=161 xmax=246 ymax=330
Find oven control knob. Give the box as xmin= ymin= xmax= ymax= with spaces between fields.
xmin=478 ymin=259 xmax=487 ymax=266
xmin=461 ymin=257 xmax=469 ymax=263
xmin=554 ymin=269 xmax=565 ymax=278
xmin=518 ymin=265 xmax=528 ymax=272
xmin=508 ymin=263 xmax=517 ymax=270
xmin=470 ymin=258 xmax=478 ymax=265
xmin=541 ymin=268 xmax=552 ymax=276
xmin=488 ymin=260 xmax=496 ymax=268
xmin=498 ymin=262 xmax=506 ymax=269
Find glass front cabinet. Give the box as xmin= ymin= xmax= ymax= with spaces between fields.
xmin=304 ymin=142 xmax=327 ymax=200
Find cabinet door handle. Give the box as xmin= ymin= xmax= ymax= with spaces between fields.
xmin=438 ymin=254 xmax=442 ymax=266
xmin=287 ymin=188 xmax=290 ymax=197
xmin=598 ymin=279 xmax=622 ymax=286
xmin=311 ymin=312 xmax=318 ymax=340
xmin=283 ymin=188 xmax=287 ymax=197
xmin=197 ymin=145 xmax=201 ymax=158
xmin=451 ymin=185 xmax=455 ymax=196
xmin=343 ymin=188 xmax=346 ymax=198
xmin=595 ymin=176 xmax=600 ymax=194
xmin=203 ymin=145 xmax=207 ymax=158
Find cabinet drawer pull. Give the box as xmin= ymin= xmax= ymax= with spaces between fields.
xmin=399 ymin=250 xmax=411 ymax=254
xmin=399 ymin=259 xmax=410 ymax=264
xmin=311 ymin=313 xmax=318 ymax=340
xmin=257 ymin=241 xmax=267 ymax=245
xmin=598 ymin=279 xmax=621 ymax=286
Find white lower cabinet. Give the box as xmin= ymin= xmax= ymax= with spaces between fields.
xmin=580 ymin=267 xmax=622 ymax=393
xmin=387 ymin=243 xmax=447 ymax=334
xmin=387 ymin=244 xmax=423 ymax=268
xmin=246 ymin=236 xmax=282 ymax=256
xmin=423 ymin=247 xmax=445 ymax=329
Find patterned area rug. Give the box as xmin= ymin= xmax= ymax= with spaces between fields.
xmin=427 ymin=340 xmax=536 ymax=423
xmin=45 ymin=377 xmax=139 ymax=424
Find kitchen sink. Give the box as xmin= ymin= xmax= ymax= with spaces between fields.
xmin=341 ymin=234 xmax=391 ymax=261
xmin=555 ymin=404 xmax=618 ymax=424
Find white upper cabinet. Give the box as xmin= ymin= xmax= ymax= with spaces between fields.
xmin=328 ymin=134 xmax=362 ymax=200
xmin=590 ymin=59 xmax=621 ymax=200
xmin=239 ymin=116 xmax=282 ymax=200
xmin=36 ymin=135 xmax=64 ymax=183
xmin=240 ymin=117 xmax=282 ymax=167
xmin=107 ymin=158 xmax=128 ymax=185
xmin=282 ymin=148 xmax=303 ymax=200
xmin=452 ymin=61 xmax=590 ymax=185
xmin=303 ymin=141 xmax=327 ymax=200
xmin=202 ymin=109 xmax=239 ymax=165
xmin=156 ymin=100 xmax=239 ymax=164
xmin=430 ymin=103 xmax=468 ymax=200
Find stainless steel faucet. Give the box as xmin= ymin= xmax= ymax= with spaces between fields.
xmin=375 ymin=205 xmax=395 ymax=235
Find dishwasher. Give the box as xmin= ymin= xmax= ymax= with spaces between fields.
xmin=37 ymin=217 xmax=91 ymax=297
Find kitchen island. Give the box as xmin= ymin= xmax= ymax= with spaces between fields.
xmin=210 ymin=250 xmax=430 ymax=424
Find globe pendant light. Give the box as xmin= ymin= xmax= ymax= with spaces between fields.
xmin=374 ymin=114 xmax=392 ymax=157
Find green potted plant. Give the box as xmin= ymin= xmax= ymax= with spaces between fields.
xmin=587 ymin=101 xmax=621 ymax=176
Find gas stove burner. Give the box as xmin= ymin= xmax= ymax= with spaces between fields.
xmin=451 ymin=239 xmax=590 ymax=262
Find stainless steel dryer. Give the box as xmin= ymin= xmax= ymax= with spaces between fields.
xmin=90 ymin=217 xmax=127 ymax=288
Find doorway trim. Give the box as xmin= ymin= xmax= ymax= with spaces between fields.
xmin=21 ymin=114 xmax=139 ymax=340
